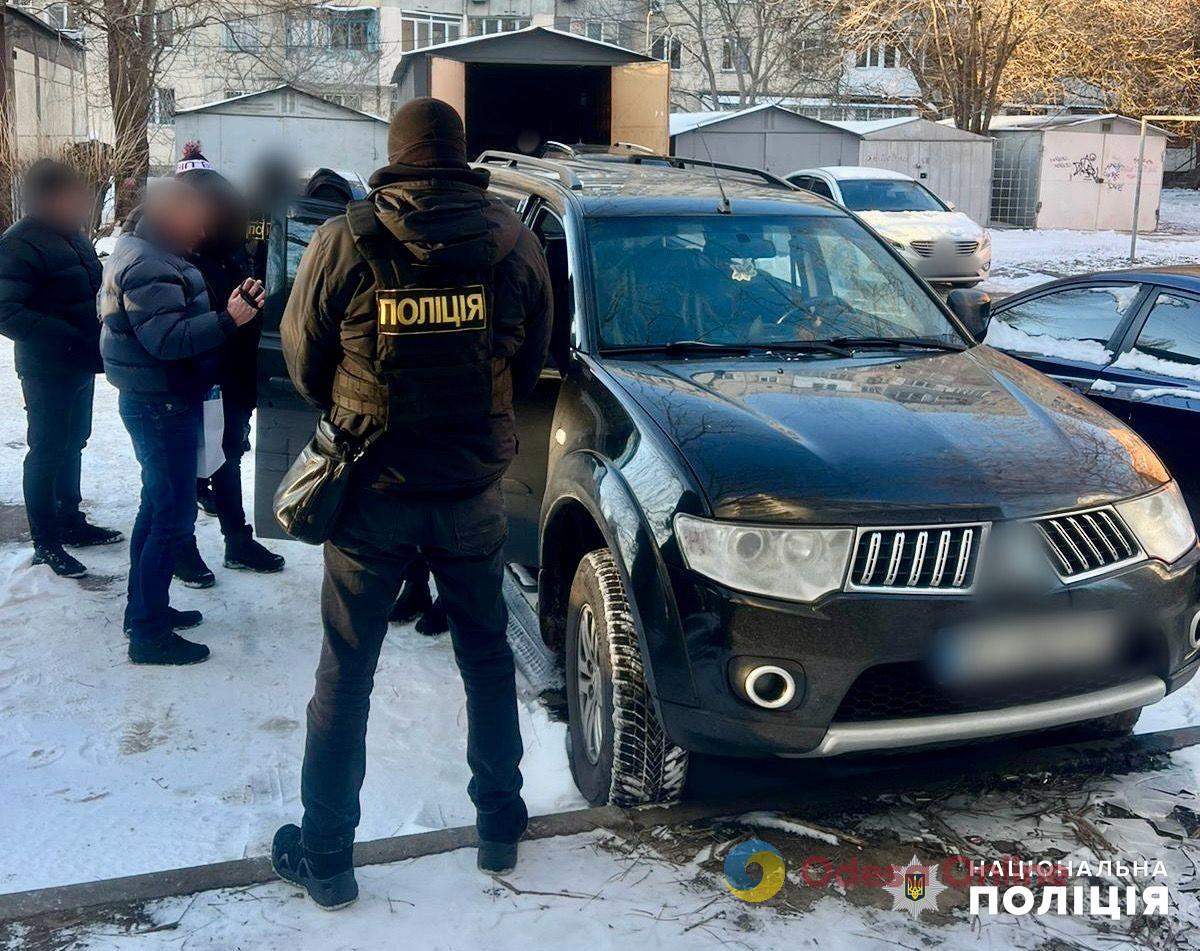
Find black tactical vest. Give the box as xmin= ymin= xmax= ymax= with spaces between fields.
xmin=330 ymin=200 xmax=511 ymax=430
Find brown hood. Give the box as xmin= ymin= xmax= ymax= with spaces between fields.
xmin=367 ymin=163 xmax=522 ymax=270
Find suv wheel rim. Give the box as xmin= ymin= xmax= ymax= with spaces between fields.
xmin=576 ymin=603 xmax=603 ymax=765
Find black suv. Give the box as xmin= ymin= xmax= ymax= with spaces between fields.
xmin=255 ymin=155 xmax=1200 ymax=807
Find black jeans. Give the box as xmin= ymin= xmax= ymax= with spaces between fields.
xmin=118 ymin=395 xmax=201 ymax=639
xmin=206 ymin=401 xmax=253 ymax=537
xmin=300 ymin=481 xmax=526 ymax=852
xmin=20 ymin=372 xmax=94 ymax=545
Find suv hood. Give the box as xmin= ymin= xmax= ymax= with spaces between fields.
xmin=857 ymin=210 xmax=983 ymax=245
xmin=605 ymin=346 xmax=1165 ymax=524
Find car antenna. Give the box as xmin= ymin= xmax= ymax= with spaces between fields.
xmin=692 ymin=120 xmax=732 ymax=214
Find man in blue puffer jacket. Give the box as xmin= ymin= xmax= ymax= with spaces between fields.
xmin=100 ymin=180 xmax=263 ymax=665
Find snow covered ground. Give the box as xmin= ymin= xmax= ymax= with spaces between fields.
xmin=983 ymin=187 xmax=1200 ymax=295
xmin=2 ymin=195 xmax=1200 ymax=947
xmin=0 ymin=338 xmax=584 ymax=896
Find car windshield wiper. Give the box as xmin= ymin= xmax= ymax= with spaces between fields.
xmin=601 ymin=340 xmax=755 ymax=356
xmin=825 ymin=336 xmax=967 ymax=352
xmin=752 ymin=341 xmax=854 ymax=357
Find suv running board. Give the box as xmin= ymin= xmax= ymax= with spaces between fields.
xmin=788 ymin=676 xmax=1167 ymax=757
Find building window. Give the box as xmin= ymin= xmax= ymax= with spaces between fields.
xmin=223 ymin=17 xmax=263 ymax=51
xmin=567 ymin=18 xmax=618 ymax=44
xmin=469 ymin=16 xmax=529 ymax=36
xmin=322 ymin=91 xmax=364 ymax=112
xmin=400 ymin=11 xmax=463 ymax=52
xmin=156 ymin=9 xmax=174 ymax=48
xmin=856 ymin=43 xmax=901 ymax=68
xmin=721 ymin=36 xmax=750 ymax=72
xmin=150 ymin=87 xmax=175 ymax=126
xmin=288 ymin=8 xmax=379 ymax=51
xmin=651 ymin=33 xmax=682 ymax=70
xmin=44 ymin=2 xmax=79 ymax=32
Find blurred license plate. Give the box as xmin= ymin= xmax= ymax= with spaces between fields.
xmin=933 ymin=611 xmax=1121 ymax=686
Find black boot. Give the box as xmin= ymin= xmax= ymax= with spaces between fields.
xmin=272 ymin=824 xmax=358 ymax=911
xmin=129 ymin=630 xmax=210 ymax=666
xmin=390 ymin=577 xmax=433 ymax=624
xmin=224 ymin=526 xmax=285 ymax=573
xmin=196 ymin=480 xmax=218 ymax=517
xmin=174 ymin=540 xmax=215 ymax=589
xmin=415 ymin=597 xmax=449 ymax=636
xmin=478 ymin=839 xmax=520 ymax=876
xmin=59 ymin=518 xmax=124 ymax=548
xmin=32 ymin=543 xmax=86 ymax=578
xmin=124 ymin=606 xmax=203 ymax=637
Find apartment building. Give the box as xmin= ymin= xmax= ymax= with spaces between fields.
xmin=7 ymin=0 xmax=925 ymax=172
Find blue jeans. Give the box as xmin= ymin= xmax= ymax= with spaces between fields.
xmin=118 ymin=395 xmax=201 ymax=640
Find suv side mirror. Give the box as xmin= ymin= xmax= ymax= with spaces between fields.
xmin=946 ymin=288 xmax=991 ymax=340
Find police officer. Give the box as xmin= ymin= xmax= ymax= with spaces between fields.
xmin=272 ymin=98 xmax=552 ymax=909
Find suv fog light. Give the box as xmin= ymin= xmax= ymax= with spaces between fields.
xmin=744 ymin=665 xmax=796 ymax=709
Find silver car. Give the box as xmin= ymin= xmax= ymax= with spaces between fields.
xmin=786 ymin=166 xmax=992 ymax=287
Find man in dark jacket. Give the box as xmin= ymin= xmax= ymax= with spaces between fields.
xmin=272 ymin=98 xmax=552 ymax=908
xmin=0 ymin=161 xmax=122 ymax=577
xmin=100 ymin=180 xmax=263 ymax=666
xmin=174 ymin=144 xmax=285 ymax=586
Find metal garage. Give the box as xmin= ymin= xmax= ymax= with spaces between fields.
xmin=670 ymin=108 xmax=994 ymax=224
xmin=172 ymin=85 xmax=390 ymax=184
xmin=987 ymin=114 xmax=1168 ymax=231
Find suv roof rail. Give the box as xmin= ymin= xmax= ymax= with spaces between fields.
xmin=660 ymin=156 xmax=795 ymax=190
xmin=612 ymin=141 xmax=656 ymax=154
xmin=475 ymin=151 xmax=583 ymax=190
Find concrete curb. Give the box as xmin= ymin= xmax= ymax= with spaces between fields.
xmin=3 ymin=725 xmax=1197 ymax=925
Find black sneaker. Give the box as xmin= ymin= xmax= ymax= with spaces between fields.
xmin=196 ymin=480 xmax=219 ymax=517
xmin=478 ymin=839 xmax=520 ymax=876
xmin=59 ymin=519 xmax=124 ymax=548
xmin=390 ymin=578 xmax=433 ymax=624
xmin=224 ymin=527 xmax=285 ymax=573
xmin=174 ymin=540 xmax=215 ymax=589
xmin=32 ymin=544 xmax=86 ymax=578
xmin=272 ymin=824 xmax=358 ymax=911
xmin=415 ymin=597 xmax=449 ymax=636
xmin=129 ymin=631 xmax=210 ymax=666
xmin=124 ymin=607 xmax=204 ymax=637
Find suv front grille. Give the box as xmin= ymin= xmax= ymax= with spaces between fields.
xmin=910 ymin=239 xmax=979 ymax=257
xmin=846 ymin=524 xmax=985 ymax=593
xmin=833 ymin=661 xmax=1141 ymax=722
xmin=1033 ymin=507 xmax=1141 ymax=581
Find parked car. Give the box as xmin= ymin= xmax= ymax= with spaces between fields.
xmin=984 ymin=266 xmax=1200 ymax=516
xmin=255 ymin=158 xmax=1199 ymax=807
xmin=786 ymin=166 xmax=991 ymax=287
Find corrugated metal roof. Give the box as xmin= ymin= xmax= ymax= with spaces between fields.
xmin=174 ymin=84 xmax=387 ymax=122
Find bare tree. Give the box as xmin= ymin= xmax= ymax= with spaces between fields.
xmin=830 ymin=0 xmax=1056 ymax=134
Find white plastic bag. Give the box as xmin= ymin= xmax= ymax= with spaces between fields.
xmin=197 ymin=386 xmax=226 ymax=478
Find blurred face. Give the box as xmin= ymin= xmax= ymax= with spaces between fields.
xmin=38 ymin=182 xmax=92 ymax=233
xmin=145 ymin=184 xmax=207 ymax=253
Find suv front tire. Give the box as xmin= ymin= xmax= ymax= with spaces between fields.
xmin=564 ymin=549 xmax=688 ymax=806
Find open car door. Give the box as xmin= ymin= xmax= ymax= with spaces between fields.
xmin=253 ymin=197 xmax=345 ymax=540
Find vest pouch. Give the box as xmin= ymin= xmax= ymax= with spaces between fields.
xmin=384 ymin=359 xmax=494 ymax=426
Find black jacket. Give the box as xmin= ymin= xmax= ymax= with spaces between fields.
xmin=0 ymin=216 xmax=103 ymax=376
xmin=98 ymin=217 xmax=236 ymax=402
xmin=189 ymin=242 xmax=260 ymax=409
xmin=281 ymin=163 xmax=553 ymax=494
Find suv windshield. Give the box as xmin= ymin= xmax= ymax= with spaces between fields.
xmin=836 ymin=179 xmax=945 ymax=213
xmin=588 ymin=215 xmax=962 ymax=349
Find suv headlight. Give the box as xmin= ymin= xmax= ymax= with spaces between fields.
xmin=674 ymin=514 xmax=854 ymax=602
xmin=1115 ymin=482 xmax=1197 ymax=564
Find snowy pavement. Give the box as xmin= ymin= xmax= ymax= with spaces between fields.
xmin=0 ymin=337 xmax=584 ymax=897
xmin=2 ymin=194 xmax=1200 ymax=946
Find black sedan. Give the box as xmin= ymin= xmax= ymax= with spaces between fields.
xmin=985 ymin=267 xmax=1200 ymax=513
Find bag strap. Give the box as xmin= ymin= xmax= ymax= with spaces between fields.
xmin=345 ymin=199 xmax=401 ymax=289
